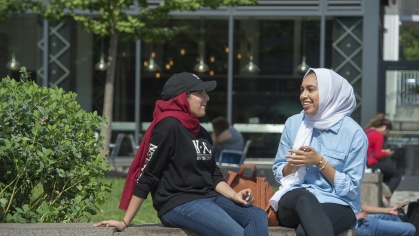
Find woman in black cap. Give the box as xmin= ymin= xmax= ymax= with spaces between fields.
xmin=95 ymin=72 xmax=269 ymax=236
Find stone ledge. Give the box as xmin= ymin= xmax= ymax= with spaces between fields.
xmin=362 ymin=173 xmax=382 ymax=183
xmin=0 ymin=223 xmax=115 ymax=236
xmin=0 ymin=223 xmax=355 ymax=236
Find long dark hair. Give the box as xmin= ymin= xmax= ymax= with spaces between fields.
xmin=364 ymin=113 xmax=392 ymax=130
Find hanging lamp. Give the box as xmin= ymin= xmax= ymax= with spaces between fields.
xmin=6 ymin=17 xmax=21 ymax=71
xmin=194 ymin=18 xmax=209 ymax=73
xmin=295 ymin=18 xmax=310 ymax=74
xmin=144 ymin=55 xmax=161 ymax=71
xmin=6 ymin=53 xmax=21 ymax=71
xmin=242 ymin=56 xmax=259 ymax=73
xmin=95 ymin=37 xmax=108 ymax=71
xmin=242 ymin=17 xmax=260 ymax=73
xmin=144 ymin=44 xmax=161 ymax=72
xmin=95 ymin=53 xmax=108 ymax=71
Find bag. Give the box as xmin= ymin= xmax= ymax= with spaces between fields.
xmin=406 ymin=199 xmax=419 ymax=236
xmin=224 ymin=163 xmax=280 ymax=226
xmin=398 ymin=206 xmax=408 ymax=222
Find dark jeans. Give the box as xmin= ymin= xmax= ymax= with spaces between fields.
xmin=277 ymin=189 xmax=355 ymax=236
xmin=368 ymin=161 xmax=402 ymax=193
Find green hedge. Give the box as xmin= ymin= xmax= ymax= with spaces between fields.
xmin=0 ymin=68 xmax=111 ymax=223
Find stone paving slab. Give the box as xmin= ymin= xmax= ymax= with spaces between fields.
xmin=390 ymin=190 xmax=419 ymax=206
xmin=119 ymin=224 xmax=354 ymax=236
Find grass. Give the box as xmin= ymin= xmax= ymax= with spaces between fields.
xmin=84 ymin=178 xmax=160 ymax=224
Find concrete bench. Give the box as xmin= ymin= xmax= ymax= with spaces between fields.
xmin=118 ymin=224 xmax=355 ymax=236
xmin=361 ymin=172 xmax=383 ymax=207
xmin=0 ymin=223 xmax=355 ymax=236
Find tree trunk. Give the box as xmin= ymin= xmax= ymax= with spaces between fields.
xmin=100 ymin=32 xmax=119 ymax=159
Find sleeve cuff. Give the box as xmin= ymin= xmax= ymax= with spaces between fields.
xmin=333 ymin=171 xmax=347 ymax=195
xmin=213 ymin=177 xmax=225 ymax=188
xmin=274 ymin=164 xmax=286 ymax=181
xmin=133 ymin=185 xmax=149 ymax=199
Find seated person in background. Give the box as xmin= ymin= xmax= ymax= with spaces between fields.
xmin=356 ymin=203 xmax=416 ymax=236
xmin=364 ymin=113 xmax=402 ymax=206
xmin=211 ymin=116 xmax=244 ymax=164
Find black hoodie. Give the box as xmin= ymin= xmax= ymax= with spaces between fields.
xmin=134 ymin=117 xmax=225 ymax=217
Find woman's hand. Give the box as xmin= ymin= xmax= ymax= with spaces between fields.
xmin=388 ymin=204 xmax=405 ymax=216
xmin=285 ymin=145 xmax=323 ymax=167
xmin=356 ymin=212 xmax=368 ymax=220
xmin=232 ymin=188 xmax=254 ymax=205
xmin=94 ymin=220 xmax=126 ymax=231
xmin=383 ymin=148 xmax=394 ymax=156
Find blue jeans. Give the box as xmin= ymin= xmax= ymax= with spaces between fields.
xmin=357 ymin=214 xmax=416 ymax=236
xmin=160 ymin=195 xmax=269 ymax=236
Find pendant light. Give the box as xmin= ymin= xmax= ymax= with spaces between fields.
xmin=194 ymin=17 xmax=209 ymax=73
xmin=295 ymin=18 xmax=310 ymax=74
xmin=144 ymin=44 xmax=161 ymax=72
xmin=95 ymin=37 xmax=108 ymax=71
xmin=6 ymin=17 xmax=21 ymax=71
xmin=242 ymin=17 xmax=260 ymax=73
xmin=242 ymin=55 xmax=259 ymax=73
xmin=6 ymin=53 xmax=21 ymax=71
xmin=95 ymin=53 xmax=108 ymax=71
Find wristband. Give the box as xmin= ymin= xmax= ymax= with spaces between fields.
xmin=122 ymin=219 xmax=129 ymax=228
xmin=318 ymin=159 xmax=328 ymax=171
xmin=317 ymin=156 xmax=324 ymax=166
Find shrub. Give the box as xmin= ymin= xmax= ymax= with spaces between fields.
xmin=0 ymin=67 xmax=111 ymax=223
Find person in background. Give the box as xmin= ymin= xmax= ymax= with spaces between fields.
xmin=356 ymin=203 xmax=416 ymax=236
xmin=364 ymin=113 xmax=402 ymax=206
xmin=211 ymin=116 xmax=244 ymax=164
xmin=271 ymin=68 xmax=367 ymax=236
xmin=94 ymin=73 xmax=268 ymax=236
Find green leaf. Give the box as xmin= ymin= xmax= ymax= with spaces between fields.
xmin=0 ymin=198 xmax=8 ymax=206
xmin=37 ymin=106 xmax=45 ymax=116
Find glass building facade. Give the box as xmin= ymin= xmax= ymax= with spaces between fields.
xmin=5 ymin=0 xmax=419 ymax=183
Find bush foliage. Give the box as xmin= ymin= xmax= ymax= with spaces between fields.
xmin=0 ymin=68 xmax=111 ymax=223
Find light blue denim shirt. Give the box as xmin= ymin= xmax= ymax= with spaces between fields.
xmin=273 ymin=112 xmax=367 ymax=222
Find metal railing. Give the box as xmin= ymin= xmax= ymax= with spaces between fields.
xmin=396 ymin=71 xmax=419 ymax=105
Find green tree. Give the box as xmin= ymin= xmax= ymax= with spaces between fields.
xmin=400 ymin=26 xmax=419 ymax=61
xmin=0 ymin=0 xmax=38 ymax=23
xmin=39 ymin=0 xmax=257 ymax=157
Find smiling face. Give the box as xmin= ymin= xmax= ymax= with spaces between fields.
xmin=188 ymin=90 xmax=209 ymax=117
xmin=300 ymin=73 xmax=319 ymax=115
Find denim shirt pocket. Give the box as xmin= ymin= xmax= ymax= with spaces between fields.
xmin=322 ymin=149 xmax=347 ymax=172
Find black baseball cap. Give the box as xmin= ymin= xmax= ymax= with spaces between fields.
xmin=161 ymin=72 xmax=217 ymax=100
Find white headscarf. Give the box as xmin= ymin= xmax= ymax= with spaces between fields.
xmin=270 ymin=68 xmax=356 ymax=210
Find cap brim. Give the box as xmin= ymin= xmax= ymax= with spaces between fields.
xmin=188 ymin=81 xmax=217 ymax=92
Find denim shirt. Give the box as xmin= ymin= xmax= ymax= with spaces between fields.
xmin=273 ymin=112 xmax=367 ymax=220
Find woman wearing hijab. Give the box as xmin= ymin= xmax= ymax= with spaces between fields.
xmin=270 ymin=68 xmax=368 ymax=236
xmin=94 ymin=72 xmax=269 ymax=236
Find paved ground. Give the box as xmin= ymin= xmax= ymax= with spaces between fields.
xmin=390 ymin=190 xmax=419 ymax=206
